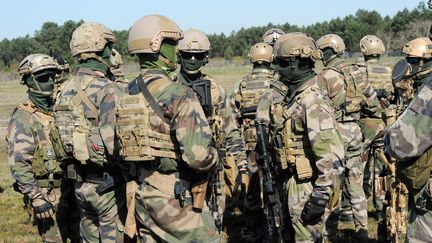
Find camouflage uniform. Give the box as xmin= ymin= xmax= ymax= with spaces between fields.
xmin=318 ymin=56 xmax=375 ymax=236
xmin=384 ymin=77 xmax=432 ymax=243
xmin=56 ymin=67 xmax=126 ymax=242
xmin=256 ymin=76 xmax=345 ymax=242
xmin=7 ymin=101 xmax=80 ymax=242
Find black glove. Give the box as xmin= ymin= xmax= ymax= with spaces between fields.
xmin=31 ymin=191 xmax=55 ymax=220
xmin=375 ymin=89 xmax=389 ymax=100
xmin=301 ymin=195 xmax=328 ymax=225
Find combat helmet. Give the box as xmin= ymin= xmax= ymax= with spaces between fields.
xmin=178 ymin=29 xmax=210 ymax=52
xmin=262 ymin=28 xmax=285 ymax=46
xmin=128 ymin=14 xmax=183 ymax=54
xmin=402 ymin=37 xmax=432 ymax=59
xmin=18 ymin=54 xmax=59 ymax=84
xmin=248 ymin=42 xmax=273 ymax=64
xmin=316 ymin=34 xmax=346 ymax=54
xmin=273 ymin=32 xmax=321 ymax=60
xmin=70 ymin=22 xmax=116 ymax=59
xmin=360 ymin=35 xmax=385 ymax=56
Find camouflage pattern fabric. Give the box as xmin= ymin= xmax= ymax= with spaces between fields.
xmin=114 ymin=68 xmax=219 ymax=242
xmin=256 ymin=76 xmax=345 ymax=242
xmin=318 ymin=58 xmax=369 ymax=235
xmin=364 ymin=58 xmax=394 ymax=96
xmin=384 ymin=76 xmax=432 ymax=243
xmin=57 ymin=67 xmax=126 ymax=242
xmin=6 ymin=101 xmax=80 ymax=242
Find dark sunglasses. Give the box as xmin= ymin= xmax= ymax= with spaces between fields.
xmin=406 ymin=57 xmax=421 ymax=66
xmin=180 ymin=51 xmax=207 ymax=60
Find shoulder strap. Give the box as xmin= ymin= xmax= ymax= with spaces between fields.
xmin=73 ymin=78 xmax=98 ymax=116
xmin=136 ymin=75 xmax=171 ymax=124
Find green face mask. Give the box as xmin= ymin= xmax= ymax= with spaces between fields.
xmin=179 ymin=51 xmax=207 ymax=74
xmin=139 ymin=40 xmax=178 ymax=76
xmin=25 ymin=70 xmax=55 ymax=112
xmin=78 ymin=44 xmax=113 ymax=74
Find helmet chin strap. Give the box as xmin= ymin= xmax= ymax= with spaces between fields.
xmin=29 ymin=74 xmax=53 ymax=97
xmin=158 ymin=54 xmax=177 ymax=71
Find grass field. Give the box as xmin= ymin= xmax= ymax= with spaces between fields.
xmin=0 ymin=57 xmax=400 ymax=242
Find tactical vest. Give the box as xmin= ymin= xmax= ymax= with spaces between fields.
xmin=326 ymin=62 xmax=368 ymax=121
xmin=53 ymin=75 xmax=107 ymax=166
xmin=115 ymin=76 xmax=177 ymax=161
xmin=271 ymin=84 xmax=315 ymax=181
xmin=237 ymin=69 xmax=274 ymax=151
xmin=366 ymin=63 xmax=393 ymax=95
xmin=18 ymin=103 xmax=63 ymax=188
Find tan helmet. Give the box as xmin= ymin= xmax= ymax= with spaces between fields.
xmin=262 ymin=28 xmax=285 ymax=45
xmin=316 ymin=34 xmax=346 ymax=54
xmin=248 ymin=42 xmax=273 ymax=63
xmin=402 ymin=37 xmax=432 ymax=58
xmin=178 ymin=29 xmax=210 ymax=52
xmin=70 ymin=22 xmax=116 ymax=57
xmin=360 ymin=35 xmax=385 ymax=56
xmin=18 ymin=54 xmax=59 ymax=84
xmin=128 ymin=14 xmax=183 ymax=54
xmin=274 ymin=32 xmax=321 ymax=60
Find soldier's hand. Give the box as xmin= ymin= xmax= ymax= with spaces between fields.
xmin=375 ymin=89 xmax=389 ymax=100
xmin=30 ymin=191 xmax=55 ymax=220
xmin=300 ymin=195 xmax=328 ymax=225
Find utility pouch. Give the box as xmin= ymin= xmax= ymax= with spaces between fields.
xmin=73 ymin=131 xmax=89 ymax=163
xmin=295 ymin=157 xmax=313 ymax=181
xmin=87 ymin=127 xmax=107 ymax=167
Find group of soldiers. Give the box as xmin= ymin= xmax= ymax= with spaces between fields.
xmin=5 ymin=10 xmax=432 ymax=243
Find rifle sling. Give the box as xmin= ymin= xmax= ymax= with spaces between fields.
xmin=136 ymin=75 xmax=171 ymax=124
xmin=73 ymin=78 xmax=98 ymax=117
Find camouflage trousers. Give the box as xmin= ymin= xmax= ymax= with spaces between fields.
xmin=33 ymin=180 xmax=80 ymax=243
xmin=285 ymin=177 xmax=323 ymax=243
xmin=406 ymin=179 xmax=432 ymax=243
xmin=74 ymin=177 xmax=126 ymax=242
xmin=135 ymin=169 xmax=220 ymax=243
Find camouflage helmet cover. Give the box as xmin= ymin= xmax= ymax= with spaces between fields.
xmin=316 ymin=34 xmax=346 ymax=54
xmin=248 ymin=42 xmax=273 ymax=63
xmin=70 ymin=22 xmax=116 ymax=57
xmin=360 ymin=35 xmax=385 ymax=56
xmin=262 ymin=28 xmax=285 ymax=45
xmin=18 ymin=54 xmax=59 ymax=83
xmin=402 ymin=37 xmax=432 ymax=59
xmin=274 ymin=32 xmax=321 ymax=60
xmin=128 ymin=14 xmax=183 ymax=54
xmin=178 ymin=28 xmax=210 ymax=52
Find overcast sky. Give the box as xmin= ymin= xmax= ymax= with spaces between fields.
xmin=0 ymin=0 xmax=424 ymax=39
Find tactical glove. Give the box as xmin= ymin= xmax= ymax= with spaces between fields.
xmin=375 ymin=89 xmax=390 ymax=100
xmin=301 ymin=195 xmax=328 ymax=225
xmin=31 ymin=191 xmax=55 ymax=220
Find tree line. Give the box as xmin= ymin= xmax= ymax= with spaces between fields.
xmin=1 ymin=2 xmax=431 ymax=71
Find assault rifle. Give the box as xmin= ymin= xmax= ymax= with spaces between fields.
xmin=255 ymin=121 xmax=285 ymax=242
xmin=191 ymin=79 xmax=213 ymax=117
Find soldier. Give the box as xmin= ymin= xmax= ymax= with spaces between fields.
xmin=232 ymin=42 xmax=277 ymax=241
xmin=7 ymin=54 xmax=80 ymax=242
xmin=54 ymin=22 xmax=126 ymax=242
xmin=316 ymin=33 xmax=370 ymax=240
xmin=262 ymin=28 xmax=285 ymax=46
xmin=114 ymin=15 xmax=220 ymax=242
xmin=109 ymin=48 xmax=127 ymax=84
xmin=255 ymin=32 xmax=345 ymax=242
xmin=384 ymin=37 xmax=432 ymax=243
xmin=176 ymin=28 xmax=249 ymax=238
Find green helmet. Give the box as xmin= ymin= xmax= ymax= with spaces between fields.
xmin=274 ymin=32 xmax=321 ymax=60
xmin=18 ymin=54 xmax=59 ymax=84
xmin=128 ymin=14 xmax=183 ymax=54
xmin=316 ymin=34 xmax=346 ymax=54
xmin=262 ymin=28 xmax=285 ymax=45
xmin=70 ymin=22 xmax=116 ymax=58
xmin=249 ymin=42 xmax=273 ymax=63
xmin=178 ymin=28 xmax=210 ymax=52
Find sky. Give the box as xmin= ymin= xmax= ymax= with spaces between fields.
xmin=0 ymin=0 xmax=425 ymax=40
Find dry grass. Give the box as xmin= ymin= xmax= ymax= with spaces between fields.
xmin=0 ymin=57 xmax=399 ymax=241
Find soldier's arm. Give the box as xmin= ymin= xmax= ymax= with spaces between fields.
xmin=384 ymin=81 xmax=432 ymax=160
xmin=318 ymin=69 xmax=346 ymax=109
xmin=361 ymin=82 xmax=383 ymax=118
xmin=303 ymin=94 xmax=345 ymax=199
xmin=171 ymin=88 xmax=217 ymax=172
xmin=7 ymin=111 xmax=38 ymax=196
xmin=255 ymin=91 xmax=275 ymax=124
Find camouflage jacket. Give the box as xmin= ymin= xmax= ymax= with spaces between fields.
xmin=178 ymin=73 xmax=247 ymax=169
xmin=232 ymin=67 xmax=276 ymax=152
xmin=256 ymin=76 xmax=345 ymax=200
xmin=364 ymin=58 xmax=394 ymax=95
xmin=318 ymin=57 xmax=382 ymax=121
xmin=6 ymin=101 xmax=61 ymax=196
xmin=384 ymin=76 xmax=432 ymax=161
xmin=104 ymin=69 xmax=217 ymax=175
